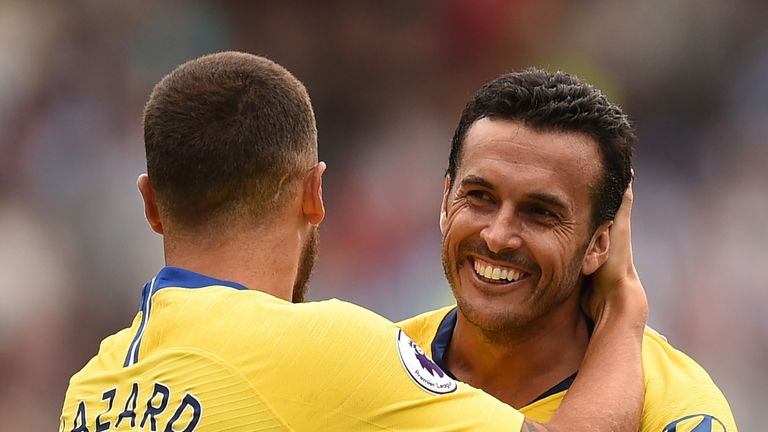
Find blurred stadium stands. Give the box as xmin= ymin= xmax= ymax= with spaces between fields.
xmin=0 ymin=0 xmax=765 ymax=429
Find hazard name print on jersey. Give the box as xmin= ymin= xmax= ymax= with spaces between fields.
xmin=396 ymin=329 xmax=457 ymax=395
xmin=61 ymin=382 xmax=201 ymax=432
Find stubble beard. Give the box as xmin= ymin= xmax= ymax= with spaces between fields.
xmin=292 ymin=226 xmax=319 ymax=303
xmin=441 ymin=239 xmax=586 ymax=344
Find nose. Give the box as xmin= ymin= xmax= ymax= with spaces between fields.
xmin=479 ymin=210 xmax=524 ymax=254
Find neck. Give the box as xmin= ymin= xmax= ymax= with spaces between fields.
xmin=163 ymin=221 xmax=302 ymax=302
xmin=446 ymin=293 xmax=589 ymax=408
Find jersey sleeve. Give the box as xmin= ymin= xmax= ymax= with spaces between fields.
xmin=640 ymin=332 xmax=738 ymax=432
xmin=397 ymin=305 xmax=456 ymax=355
xmin=249 ymin=299 xmax=525 ymax=431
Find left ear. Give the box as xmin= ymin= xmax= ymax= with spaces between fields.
xmin=137 ymin=173 xmax=164 ymax=235
xmin=581 ymin=220 xmax=612 ymax=276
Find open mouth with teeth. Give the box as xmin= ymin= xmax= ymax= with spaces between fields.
xmin=472 ymin=258 xmax=529 ymax=284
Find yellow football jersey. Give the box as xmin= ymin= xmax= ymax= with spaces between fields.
xmin=60 ymin=267 xmax=525 ymax=431
xmin=398 ymin=306 xmax=738 ymax=432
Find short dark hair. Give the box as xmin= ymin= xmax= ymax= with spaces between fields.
xmin=447 ymin=68 xmax=635 ymax=228
xmin=143 ymin=52 xmax=317 ymax=229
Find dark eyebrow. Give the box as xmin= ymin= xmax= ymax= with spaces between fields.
xmin=526 ymin=192 xmax=571 ymax=213
xmin=459 ymin=176 xmax=570 ymax=213
xmin=459 ymin=175 xmax=494 ymax=190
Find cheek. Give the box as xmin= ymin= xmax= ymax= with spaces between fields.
xmin=527 ymin=234 xmax=584 ymax=283
xmin=443 ymin=205 xmax=483 ymax=248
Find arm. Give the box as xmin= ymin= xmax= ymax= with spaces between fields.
xmin=525 ymin=183 xmax=648 ymax=432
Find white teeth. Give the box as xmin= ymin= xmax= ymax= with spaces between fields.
xmin=491 ymin=268 xmax=501 ymax=280
xmin=473 ymin=259 xmax=525 ymax=283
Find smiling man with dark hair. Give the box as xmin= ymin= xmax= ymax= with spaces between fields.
xmin=400 ymin=69 xmax=737 ymax=432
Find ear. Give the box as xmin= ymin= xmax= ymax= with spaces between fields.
xmin=439 ymin=175 xmax=451 ymax=235
xmin=581 ymin=220 xmax=611 ymax=275
xmin=137 ymin=174 xmax=164 ymax=235
xmin=302 ymin=161 xmax=326 ymax=225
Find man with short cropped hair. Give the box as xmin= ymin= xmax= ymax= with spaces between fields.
xmin=59 ymin=53 xmax=648 ymax=431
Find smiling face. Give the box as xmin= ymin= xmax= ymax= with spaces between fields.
xmin=441 ymin=118 xmax=610 ymax=336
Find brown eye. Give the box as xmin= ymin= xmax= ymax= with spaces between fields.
xmin=531 ymin=206 xmax=556 ymax=218
xmin=466 ymin=190 xmax=494 ymax=202
xmin=523 ymin=205 xmax=559 ymax=222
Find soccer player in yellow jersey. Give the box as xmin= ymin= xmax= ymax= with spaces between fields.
xmin=398 ymin=69 xmax=738 ymax=432
xmin=59 ymin=53 xmax=649 ymax=431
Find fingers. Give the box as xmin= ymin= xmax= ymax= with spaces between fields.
xmin=617 ymin=181 xmax=633 ymax=220
xmin=610 ymin=182 xmax=634 ymax=248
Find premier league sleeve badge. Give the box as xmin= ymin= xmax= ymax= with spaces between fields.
xmin=396 ymin=329 xmax=457 ymax=395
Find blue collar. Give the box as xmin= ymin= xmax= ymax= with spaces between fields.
xmin=431 ymin=307 xmax=576 ymax=406
xmin=430 ymin=308 xmax=459 ymax=380
xmin=123 ymin=267 xmax=247 ymax=367
xmin=152 ymin=266 xmax=248 ymax=291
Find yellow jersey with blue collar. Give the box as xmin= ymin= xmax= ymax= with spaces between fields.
xmin=59 ymin=267 xmax=525 ymax=431
xmin=398 ymin=306 xmax=738 ymax=432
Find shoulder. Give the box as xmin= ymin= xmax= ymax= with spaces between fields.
xmin=158 ymin=288 xmax=396 ymax=340
xmin=215 ymin=289 xmax=394 ymax=327
xmin=397 ymin=305 xmax=456 ymax=350
xmin=641 ymin=329 xmax=738 ymax=431
xmin=641 ymin=328 xmax=723 ymax=390
xmin=68 ymin=320 xmax=140 ymax=384
xmin=224 ymin=295 xmax=403 ymax=361
xmin=61 ymin=324 xmax=139 ymax=418
xmin=290 ymin=297 xmax=399 ymax=334
xmin=149 ymin=288 xmax=402 ymax=367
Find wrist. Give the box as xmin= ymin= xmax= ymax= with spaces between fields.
xmin=594 ymin=280 xmax=648 ymax=334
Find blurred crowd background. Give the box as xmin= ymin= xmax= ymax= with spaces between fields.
xmin=1 ymin=0 xmax=765 ymax=429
